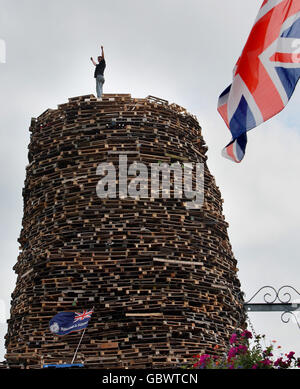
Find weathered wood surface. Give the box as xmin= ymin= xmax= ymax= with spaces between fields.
xmin=5 ymin=94 xmax=245 ymax=368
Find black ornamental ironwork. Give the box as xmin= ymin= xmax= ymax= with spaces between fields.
xmin=244 ymin=285 xmax=300 ymax=329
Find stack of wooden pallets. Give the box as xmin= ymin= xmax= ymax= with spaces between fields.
xmin=5 ymin=94 xmax=245 ymax=368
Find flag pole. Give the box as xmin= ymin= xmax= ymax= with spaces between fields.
xmin=71 ymin=327 xmax=86 ymax=364
xmin=71 ymin=306 xmax=94 ymax=365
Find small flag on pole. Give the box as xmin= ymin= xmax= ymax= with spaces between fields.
xmin=49 ymin=309 xmax=93 ymax=336
xmin=218 ymin=0 xmax=300 ymax=162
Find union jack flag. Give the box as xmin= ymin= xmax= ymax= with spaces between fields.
xmin=74 ymin=309 xmax=94 ymax=322
xmin=218 ymin=0 xmax=300 ymax=163
xmin=49 ymin=309 xmax=94 ymax=336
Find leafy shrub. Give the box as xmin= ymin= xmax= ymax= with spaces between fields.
xmin=192 ymin=331 xmax=300 ymax=369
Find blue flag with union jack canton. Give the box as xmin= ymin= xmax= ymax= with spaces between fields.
xmin=218 ymin=0 xmax=300 ymax=162
xmin=49 ymin=309 xmax=93 ymax=336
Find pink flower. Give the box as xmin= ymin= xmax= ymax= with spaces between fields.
xmin=230 ymin=333 xmax=238 ymax=344
xmin=260 ymin=358 xmax=272 ymax=366
xmin=252 ymin=364 xmax=258 ymax=369
xmin=228 ymin=347 xmax=238 ymax=359
xmin=237 ymin=344 xmax=248 ymax=354
xmin=287 ymin=352 xmax=295 ymax=360
xmin=274 ymin=357 xmax=288 ymax=368
xmin=198 ymin=354 xmax=211 ymax=367
xmin=274 ymin=357 xmax=282 ymax=367
xmin=241 ymin=330 xmax=252 ymax=339
xmin=227 ymin=344 xmax=247 ymax=360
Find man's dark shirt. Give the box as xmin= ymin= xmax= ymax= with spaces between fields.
xmin=94 ymin=59 xmax=106 ymax=78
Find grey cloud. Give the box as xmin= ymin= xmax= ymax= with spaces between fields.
xmin=1 ymin=0 xmax=299 ymax=359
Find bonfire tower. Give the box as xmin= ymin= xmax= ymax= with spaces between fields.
xmin=5 ymin=94 xmax=245 ymax=368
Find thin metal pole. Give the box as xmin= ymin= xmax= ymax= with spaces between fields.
xmin=71 ymin=327 xmax=86 ymax=365
xmin=70 ymin=307 xmax=94 ymax=365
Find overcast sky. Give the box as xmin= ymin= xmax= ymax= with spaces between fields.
xmin=0 ymin=0 xmax=300 ymax=361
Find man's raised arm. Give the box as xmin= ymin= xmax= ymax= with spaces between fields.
xmin=90 ymin=57 xmax=97 ymax=66
xmin=101 ymin=46 xmax=105 ymax=59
